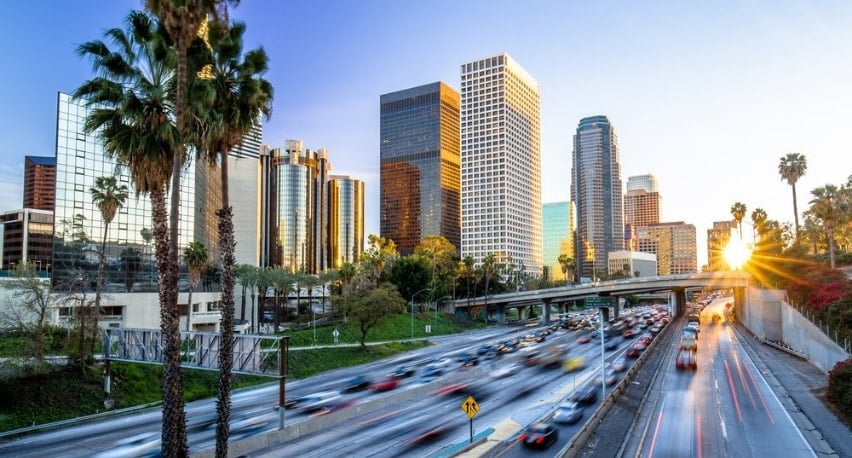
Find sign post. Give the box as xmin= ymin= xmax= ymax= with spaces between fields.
xmin=460 ymin=395 xmax=480 ymax=443
xmin=332 ymin=328 xmax=339 ymax=345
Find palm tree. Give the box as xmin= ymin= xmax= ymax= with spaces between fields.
xmin=730 ymin=202 xmax=747 ymax=239
xmin=268 ymin=268 xmax=292 ymax=332
xmin=460 ymin=256 xmax=474 ymax=308
xmin=254 ymin=267 xmax=272 ymax=331
xmin=317 ymin=270 xmax=338 ymax=315
xmin=184 ymin=19 xmax=274 ymax=456
xmin=74 ymin=11 xmax=188 ymax=454
xmin=750 ymin=207 xmax=767 ymax=244
xmin=809 ymin=184 xmax=840 ymax=268
xmin=481 ymin=253 xmax=497 ymax=324
xmin=234 ymin=264 xmax=258 ymax=329
xmin=89 ymin=176 xmax=128 ymax=354
xmin=778 ymin=153 xmax=807 ymax=238
xmin=183 ymin=241 xmax=209 ymax=331
xmin=557 ymin=254 xmax=576 ymax=285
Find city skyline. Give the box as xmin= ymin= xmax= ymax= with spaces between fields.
xmin=3 ymin=1 xmax=852 ymax=268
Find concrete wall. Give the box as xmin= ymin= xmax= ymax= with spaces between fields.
xmin=742 ymin=287 xmax=849 ymax=374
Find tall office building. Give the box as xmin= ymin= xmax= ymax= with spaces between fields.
xmin=637 ymin=222 xmax=698 ymax=275
xmin=624 ymin=173 xmax=661 ymax=251
xmin=329 ymin=175 xmax=365 ymax=268
xmin=380 ymin=82 xmax=461 ymax=255
xmin=707 ymin=220 xmax=736 ymax=271
xmin=23 ymin=156 xmax=56 ymax=211
xmin=1 ymin=208 xmax=53 ymax=271
xmin=571 ymin=115 xmax=624 ymax=279
xmin=460 ymin=53 xmax=542 ymax=275
xmin=52 ymin=92 xmax=221 ymax=289
xmin=542 ymin=201 xmax=573 ymax=282
xmin=626 ymin=174 xmax=658 ymax=193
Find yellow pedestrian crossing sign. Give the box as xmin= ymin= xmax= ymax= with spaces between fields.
xmin=461 ymin=395 xmax=480 ymax=419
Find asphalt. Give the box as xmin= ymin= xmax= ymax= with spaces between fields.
xmin=572 ymin=321 xmax=851 ymax=458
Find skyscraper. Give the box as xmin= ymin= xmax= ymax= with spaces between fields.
xmin=379 ymin=82 xmax=460 ymax=255
xmin=571 ymin=115 xmax=624 ymax=279
xmin=460 ymin=53 xmax=542 ymax=275
xmin=707 ymin=220 xmax=736 ymax=271
xmin=23 ymin=156 xmax=56 ymax=211
xmin=637 ymin=222 xmax=698 ymax=275
xmin=329 ymin=175 xmax=365 ymax=268
xmin=624 ymin=173 xmax=662 ymax=251
xmin=542 ymin=201 xmax=573 ymax=282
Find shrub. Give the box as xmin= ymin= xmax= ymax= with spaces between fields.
xmin=827 ymin=358 xmax=852 ymax=422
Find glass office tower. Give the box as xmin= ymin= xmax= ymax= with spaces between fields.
xmin=380 ymin=82 xmax=460 ymax=255
xmin=329 ymin=175 xmax=365 ymax=268
xmin=460 ymin=53 xmax=542 ymax=275
xmin=571 ymin=115 xmax=624 ymax=280
xmin=52 ymin=92 xmax=211 ymax=292
xmin=542 ymin=201 xmax=573 ymax=282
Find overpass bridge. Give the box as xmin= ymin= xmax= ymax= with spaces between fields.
xmin=448 ymin=271 xmax=751 ymax=324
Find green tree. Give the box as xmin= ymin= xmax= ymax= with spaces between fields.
xmin=730 ymin=202 xmax=747 ymax=239
xmin=119 ymin=247 xmax=142 ymax=293
xmin=89 ymin=176 xmax=128 ymax=354
xmin=183 ymin=241 xmax=209 ymax=331
xmin=74 ymin=11 xmax=188 ymax=452
xmin=388 ymin=255 xmax=432 ymax=302
xmin=414 ymin=235 xmax=458 ymax=297
xmin=333 ymin=282 xmax=405 ymax=348
xmin=778 ymin=152 xmax=807 ymax=238
xmin=360 ymin=234 xmax=398 ymax=285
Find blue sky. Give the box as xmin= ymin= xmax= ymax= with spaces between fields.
xmin=2 ymin=1 xmax=851 ymax=268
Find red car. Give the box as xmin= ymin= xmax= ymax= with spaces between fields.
xmin=676 ymin=350 xmax=697 ymax=370
xmin=576 ymin=334 xmax=592 ymax=344
xmin=371 ymin=378 xmax=400 ymax=391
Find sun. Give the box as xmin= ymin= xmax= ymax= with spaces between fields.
xmin=723 ymin=237 xmax=752 ymax=270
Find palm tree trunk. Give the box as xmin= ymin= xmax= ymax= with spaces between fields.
xmin=216 ymin=149 xmax=236 ymax=458
xmin=186 ymin=287 xmax=193 ymax=332
xmin=152 ymin=187 xmax=188 ymax=456
xmin=791 ymin=183 xmax=799 ymax=237
xmin=93 ymin=228 xmax=108 ymax=357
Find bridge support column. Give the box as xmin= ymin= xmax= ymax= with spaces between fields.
xmin=541 ymin=298 xmax=552 ymax=324
xmin=495 ymin=305 xmax=505 ymax=325
xmin=671 ymin=287 xmax=686 ymax=316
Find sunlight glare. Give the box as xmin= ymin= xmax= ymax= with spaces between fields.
xmin=723 ymin=238 xmax=751 ymax=270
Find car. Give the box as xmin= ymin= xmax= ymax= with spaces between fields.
xmin=94 ymin=432 xmax=160 ymax=458
xmin=611 ymin=356 xmax=628 ymax=372
xmin=594 ymin=369 xmax=618 ymax=386
xmin=420 ymin=365 xmax=444 ymax=381
xmin=676 ymin=350 xmax=697 ymax=370
xmin=576 ymin=334 xmax=592 ymax=344
xmin=429 ymin=357 xmax=454 ymax=369
xmin=298 ymin=391 xmax=342 ymax=412
xmin=489 ymin=362 xmax=522 ymax=379
xmin=604 ymin=337 xmax=619 ymax=351
xmin=552 ymin=401 xmax=584 ymax=424
xmin=522 ymin=349 xmax=542 ymax=366
xmin=519 ymin=422 xmax=559 ymax=450
xmin=622 ymin=328 xmax=636 ymax=338
xmin=371 ymin=377 xmax=400 ymax=391
xmin=562 ymin=356 xmax=585 ymax=372
xmin=341 ymin=375 xmax=372 ymax=392
xmin=456 ymin=352 xmax=479 ymax=367
xmin=569 ymin=384 xmax=599 ymax=405
xmin=390 ymin=365 xmax=416 ymax=379
xmin=625 ymin=346 xmax=641 ymax=358
xmin=679 ymin=335 xmax=697 ymax=352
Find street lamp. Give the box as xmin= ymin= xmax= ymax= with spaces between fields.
xmin=410 ymin=288 xmax=431 ymax=341
xmin=434 ymin=295 xmax=453 ymax=335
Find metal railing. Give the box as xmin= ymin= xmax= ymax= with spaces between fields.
xmin=788 ymin=301 xmax=851 ymax=354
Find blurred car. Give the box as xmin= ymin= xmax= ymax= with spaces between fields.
xmin=341 ymin=375 xmax=371 ymax=392
xmin=562 ymin=356 xmax=585 ymax=372
xmin=611 ymin=356 xmax=628 ymax=372
xmin=489 ymin=362 xmax=522 ymax=379
xmin=552 ymin=401 xmax=584 ymax=424
xmin=298 ymin=391 xmax=342 ymax=412
xmin=419 ymin=365 xmax=444 ymax=382
xmin=371 ymin=377 xmax=401 ymax=391
xmin=522 ymin=349 xmax=542 ymax=366
xmin=604 ymin=337 xmax=620 ymax=351
xmin=428 ymin=357 xmax=454 ymax=369
xmin=576 ymin=334 xmax=592 ymax=344
xmin=456 ymin=352 xmax=479 ymax=367
xmin=625 ymin=346 xmax=641 ymax=358
xmin=594 ymin=369 xmax=618 ymax=386
xmin=519 ymin=422 xmax=559 ymax=450
xmin=622 ymin=328 xmax=636 ymax=338
xmin=679 ymin=335 xmax=697 ymax=352
xmin=569 ymin=384 xmax=599 ymax=405
xmin=676 ymin=350 xmax=697 ymax=370
xmin=390 ymin=365 xmax=416 ymax=379
xmin=94 ymin=432 xmax=160 ymax=458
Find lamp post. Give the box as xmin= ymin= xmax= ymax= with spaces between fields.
xmin=411 ymin=288 xmax=431 ymax=341
xmin=434 ymin=295 xmax=452 ymax=335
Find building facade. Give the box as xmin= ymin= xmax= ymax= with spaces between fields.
xmin=460 ymin=53 xmax=542 ymax=275
xmin=571 ymin=115 xmax=624 ymax=279
xmin=626 ymin=174 xmax=658 ymax=193
xmin=1 ymin=208 xmax=53 ymax=272
xmin=707 ymin=220 xmax=737 ymax=271
xmin=607 ymin=250 xmax=657 ymax=278
xmin=23 ymin=156 xmax=56 ymax=211
xmin=542 ymin=201 xmax=573 ymax=282
xmin=637 ymin=221 xmax=698 ymax=275
xmin=380 ymin=82 xmax=460 ymax=255
xmin=329 ymin=175 xmax=365 ymax=268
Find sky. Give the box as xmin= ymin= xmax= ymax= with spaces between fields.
xmin=2 ymin=1 xmax=851 ymax=269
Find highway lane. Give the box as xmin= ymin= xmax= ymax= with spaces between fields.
xmin=636 ymin=299 xmax=815 ymax=458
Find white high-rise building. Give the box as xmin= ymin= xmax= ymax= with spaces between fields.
xmin=626 ymin=174 xmax=658 ymax=193
xmin=460 ymin=53 xmax=542 ymax=275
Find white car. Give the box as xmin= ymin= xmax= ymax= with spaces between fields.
xmin=298 ymin=391 xmax=342 ymax=412
xmin=94 ymin=432 xmax=160 ymax=458
xmin=489 ymin=362 xmax=522 ymax=379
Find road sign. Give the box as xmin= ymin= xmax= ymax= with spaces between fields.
xmin=584 ymin=296 xmax=614 ymax=308
xmin=461 ymin=395 xmax=480 ymax=419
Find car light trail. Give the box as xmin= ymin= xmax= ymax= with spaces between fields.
xmin=724 ymin=360 xmax=743 ymax=422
